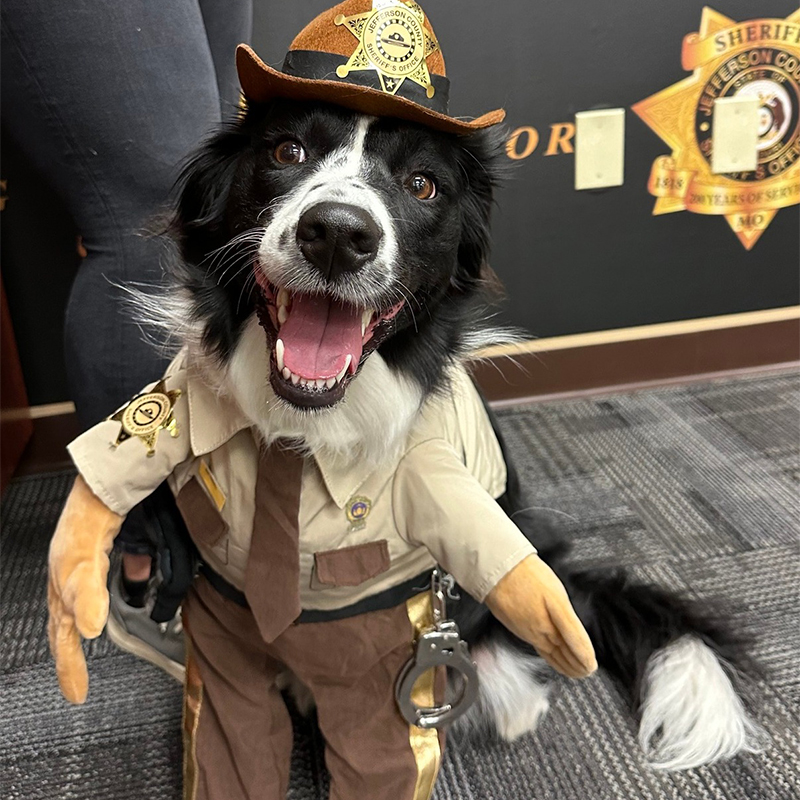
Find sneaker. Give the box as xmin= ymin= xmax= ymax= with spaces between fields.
xmin=105 ymin=566 xmax=186 ymax=682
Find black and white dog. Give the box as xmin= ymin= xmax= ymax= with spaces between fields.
xmin=143 ymin=98 xmax=767 ymax=771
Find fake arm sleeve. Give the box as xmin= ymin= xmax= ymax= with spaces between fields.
xmin=392 ymin=438 xmax=536 ymax=602
xmin=66 ymin=378 xmax=191 ymax=516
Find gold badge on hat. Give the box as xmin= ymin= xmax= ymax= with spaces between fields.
xmin=335 ymin=0 xmax=439 ymax=98
xmin=109 ymin=379 xmax=181 ymax=457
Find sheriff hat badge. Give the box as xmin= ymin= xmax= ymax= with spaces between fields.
xmin=236 ymin=0 xmax=505 ymax=135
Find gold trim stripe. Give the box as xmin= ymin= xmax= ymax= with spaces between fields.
xmin=475 ymin=305 xmax=800 ymax=359
xmin=199 ymin=459 xmax=227 ymax=512
xmin=405 ymin=592 xmax=442 ymax=800
xmin=182 ymin=640 xmax=203 ymax=800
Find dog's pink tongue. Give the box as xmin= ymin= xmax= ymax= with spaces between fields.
xmin=280 ymin=293 xmax=363 ymax=380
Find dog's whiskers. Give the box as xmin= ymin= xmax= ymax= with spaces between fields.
xmin=235 ymin=271 xmax=258 ymax=315
xmin=204 ymin=228 xmax=264 ymax=279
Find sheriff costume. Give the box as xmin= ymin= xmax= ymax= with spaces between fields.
xmin=47 ymin=3 xmax=597 ymax=799
xmin=67 ymin=353 xmax=537 ymax=799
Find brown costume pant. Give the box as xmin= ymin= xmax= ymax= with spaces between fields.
xmin=182 ymin=577 xmax=445 ymax=800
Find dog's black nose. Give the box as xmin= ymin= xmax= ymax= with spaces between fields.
xmin=296 ymin=202 xmax=382 ymax=280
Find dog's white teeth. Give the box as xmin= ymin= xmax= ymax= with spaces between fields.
xmin=361 ymin=309 xmax=374 ymax=336
xmin=285 ymin=370 xmax=341 ymax=391
xmin=275 ymin=338 xmax=285 ymax=372
xmin=345 ymin=353 xmax=354 ymax=375
xmin=276 ymin=288 xmax=290 ymax=327
xmin=335 ymin=363 xmax=348 ymax=383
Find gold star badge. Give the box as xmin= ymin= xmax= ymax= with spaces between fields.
xmin=110 ymin=380 xmax=181 ymax=456
xmin=335 ymin=0 xmax=439 ymax=98
xmin=632 ymin=8 xmax=800 ymax=250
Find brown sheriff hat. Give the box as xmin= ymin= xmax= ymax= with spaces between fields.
xmin=236 ymin=0 xmax=505 ymax=135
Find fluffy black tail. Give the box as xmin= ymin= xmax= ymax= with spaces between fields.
xmin=562 ymin=566 xmax=768 ymax=768
xmin=564 ymin=567 xmax=745 ymax=694
xmin=455 ymin=551 xmax=768 ymax=768
xmin=458 ymin=397 xmax=770 ymax=768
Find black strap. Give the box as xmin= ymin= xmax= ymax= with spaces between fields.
xmin=200 ymin=562 xmax=249 ymax=606
xmin=282 ymin=50 xmax=451 ymax=115
xmin=199 ymin=561 xmax=433 ymax=623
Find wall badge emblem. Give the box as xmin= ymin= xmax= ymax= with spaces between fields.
xmin=633 ymin=8 xmax=800 ymax=249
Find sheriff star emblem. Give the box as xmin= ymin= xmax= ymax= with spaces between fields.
xmin=632 ymin=8 xmax=800 ymax=250
xmin=335 ymin=0 xmax=439 ymax=98
xmin=109 ymin=380 xmax=181 ymax=456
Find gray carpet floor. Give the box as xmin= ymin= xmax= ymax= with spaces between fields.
xmin=2 ymin=370 xmax=799 ymax=800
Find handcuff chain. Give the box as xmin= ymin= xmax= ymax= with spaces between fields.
xmin=430 ymin=568 xmax=447 ymax=628
xmin=395 ymin=567 xmax=480 ymax=729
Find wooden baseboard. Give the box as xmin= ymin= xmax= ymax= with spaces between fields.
xmin=471 ymin=315 xmax=800 ymax=402
xmin=9 ymin=309 xmax=799 ymax=477
xmin=12 ymin=413 xmax=80 ymax=479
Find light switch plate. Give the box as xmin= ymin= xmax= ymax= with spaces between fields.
xmin=575 ymin=108 xmax=625 ymax=191
xmin=711 ymin=96 xmax=759 ymax=174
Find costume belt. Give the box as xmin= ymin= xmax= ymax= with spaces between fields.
xmin=198 ymin=562 xmax=480 ymax=728
xmin=199 ymin=561 xmax=433 ymax=623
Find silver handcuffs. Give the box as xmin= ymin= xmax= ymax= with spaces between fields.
xmin=395 ymin=569 xmax=479 ymax=729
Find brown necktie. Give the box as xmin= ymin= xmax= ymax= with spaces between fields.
xmin=244 ymin=439 xmax=305 ymax=643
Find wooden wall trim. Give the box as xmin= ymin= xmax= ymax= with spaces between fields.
xmin=471 ymin=317 xmax=800 ymax=403
xmin=13 ymin=307 xmax=800 ymax=420
xmin=477 ymin=305 xmax=800 ymax=358
xmin=8 ymin=312 xmax=800 ymax=478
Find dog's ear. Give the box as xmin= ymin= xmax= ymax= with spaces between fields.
xmin=163 ymin=122 xmax=253 ymax=360
xmin=169 ymin=124 xmax=249 ymax=266
xmin=453 ymin=125 xmax=509 ymax=291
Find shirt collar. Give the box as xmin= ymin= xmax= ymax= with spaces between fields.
xmin=312 ymin=448 xmax=385 ymax=510
xmin=307 ymin=376 xmax=451 ymax=508
xmin=186 ymin=365 xmax=251 ymax=456
xmin=186 ymin=365 xmax=386 ymax=505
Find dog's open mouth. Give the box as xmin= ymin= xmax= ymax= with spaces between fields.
xmin=254 ymin=269 xmax=404 ymax=408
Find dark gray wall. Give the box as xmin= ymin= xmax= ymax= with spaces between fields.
xmin=3 ymin=0 xmax=798 ymax=404
xmin=253 ymin=0 xmax=800 ymax=337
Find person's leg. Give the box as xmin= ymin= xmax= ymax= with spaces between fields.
xmin=183 ymin=578 xmax=294 ymax=800
xmin=199 ymin=0 xmax=253 ymax=117
xmin=3 ymin=0 xmax=253 ymax=572
xmin=1 ymin=0 xmax=224 ymax=428
xmin=1 ymin=0 xmax=246 ymax=656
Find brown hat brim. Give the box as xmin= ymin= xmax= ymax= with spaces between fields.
xmin=236 ymin=45 xmax=505 ymax=136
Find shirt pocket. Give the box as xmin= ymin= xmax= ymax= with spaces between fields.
xmin=176 ymin=476 xmax=228 ymax=558
xmin=313 ymin=540 xmax=391 ymax=588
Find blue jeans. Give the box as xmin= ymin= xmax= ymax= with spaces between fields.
xmin=2 ymin=0 xmax=252 ymax=427
xmin=2 ymin=0 xmax=252 ymax=555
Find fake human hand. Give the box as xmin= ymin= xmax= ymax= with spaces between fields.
xmin=485 ymin=554 xmax=597 ymax=679
xmin=48 ymin=475 xmax=124 ymax=703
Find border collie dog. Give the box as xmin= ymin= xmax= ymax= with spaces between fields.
xmin=146 ymin=98 xmax=767 ymax=771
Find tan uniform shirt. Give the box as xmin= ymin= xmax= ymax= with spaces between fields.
xmin=68 ymin=351 xmax=536 ymax=610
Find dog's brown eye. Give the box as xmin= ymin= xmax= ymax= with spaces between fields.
xmin=406 ymin=173 xmax=436 ymax=200
xmin=274 ymin=140 xmax=306 ymax=164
